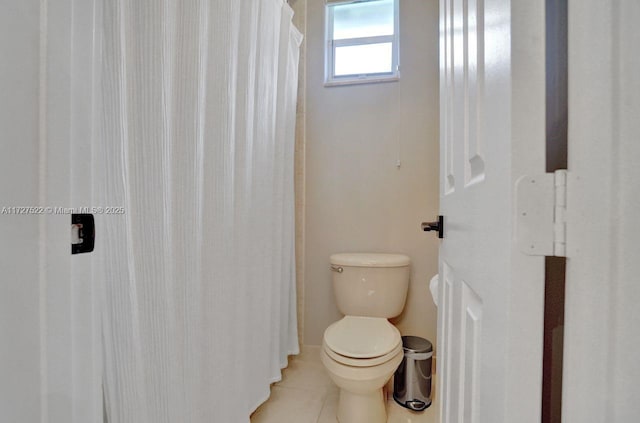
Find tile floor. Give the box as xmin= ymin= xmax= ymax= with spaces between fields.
xmin=251 ymin=346 xmax=439 ymax=423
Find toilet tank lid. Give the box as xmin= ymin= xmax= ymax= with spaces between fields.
xmin=330 ymin=253 xmax=410 ymax=268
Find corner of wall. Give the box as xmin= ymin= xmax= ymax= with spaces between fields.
xmin=291 ymin=0 xmax=307 ymax=347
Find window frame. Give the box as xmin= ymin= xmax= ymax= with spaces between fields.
xmin=324 ymin=0 xmax=400 ymax=87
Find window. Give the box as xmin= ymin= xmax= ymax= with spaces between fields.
xmin=325 ymin=0 xmax=399 ymax=86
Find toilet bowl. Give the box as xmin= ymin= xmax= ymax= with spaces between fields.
xmin=321 ymin=253 xmax=411 ymax=423
xmin=321 ymin=316 xmax=404 ymax=423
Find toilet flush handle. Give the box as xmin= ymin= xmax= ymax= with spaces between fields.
xmin=330 ymin=265 xmax=343 ymax=273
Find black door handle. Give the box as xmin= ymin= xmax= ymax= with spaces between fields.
xmin=421 ymin=215 xmax=444 ymax=239
xmin=71 ymin=213 xmax=95 ymax=254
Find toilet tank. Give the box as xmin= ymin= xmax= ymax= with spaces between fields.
xmin=330 ymin=253 xmax=411 ymax=318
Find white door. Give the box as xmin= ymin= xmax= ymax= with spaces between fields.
xmin=437 ymin=1 xmax=547 ymax=422
xmin=563 ymin=1 xmax=640 ymax=421
xmin=0 ymin=1 xmax=102 ymax=421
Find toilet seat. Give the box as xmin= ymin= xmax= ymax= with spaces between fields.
xmin=323 ymin=316 xmax=401 ymax=360
xmin=323 ymin=339 xmax=402 ymax=367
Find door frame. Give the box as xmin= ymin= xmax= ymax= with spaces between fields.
xmin=563 ymin=1 xmax=640 ymax=421
xmin=49 ymin=0 xmax=103 ymax=420
xmin=0 ymin=0 xmax=102 ymax=421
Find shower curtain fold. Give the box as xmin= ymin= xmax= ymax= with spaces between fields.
xmin=95 ymin=1 xmax=301 ymax=422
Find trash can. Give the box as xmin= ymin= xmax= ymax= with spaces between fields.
xmin=393 ymin=336 xmax=433 ymax=411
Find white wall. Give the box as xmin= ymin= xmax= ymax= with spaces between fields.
xmin=302 ymin=0 xmax=440 ymax=346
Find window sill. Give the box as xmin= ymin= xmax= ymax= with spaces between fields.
xmin=324 ymin=75 xmax=400 ymax=88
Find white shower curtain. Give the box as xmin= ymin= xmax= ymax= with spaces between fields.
xmin=94 ymin=1 xmax=302 ymax=422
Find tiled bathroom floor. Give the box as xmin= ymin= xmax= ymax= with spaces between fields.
xmin=251 ymin=346 xmax=439 ymax=423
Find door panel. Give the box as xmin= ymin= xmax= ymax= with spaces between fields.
xmin=438 ymin=0 xmax=546 ymax=422
xmin=461 ymin=281 xmax=481 ymax=423
xmin=462 ymin=0 xmax=485 ymax=186
xmin=441 ymin=0 xmax=455 ymax=195
xmin=439 ymin=262 xmax=455 ymax=420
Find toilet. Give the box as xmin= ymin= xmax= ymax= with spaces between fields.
xmin=321 ymin=253 xmax=410 ymax=423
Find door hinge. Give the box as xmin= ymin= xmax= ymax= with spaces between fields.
xmin=553 ymin=170 xmax=567 ymax=256
xmin=516 ymin=170 xmax=568 ymax=257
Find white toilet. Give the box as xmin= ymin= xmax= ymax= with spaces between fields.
xmin=321 ymin=253 xmax=410 ymax=423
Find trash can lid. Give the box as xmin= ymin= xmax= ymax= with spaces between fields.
xmin=401 ymin=336 xmax=432 ymax=353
